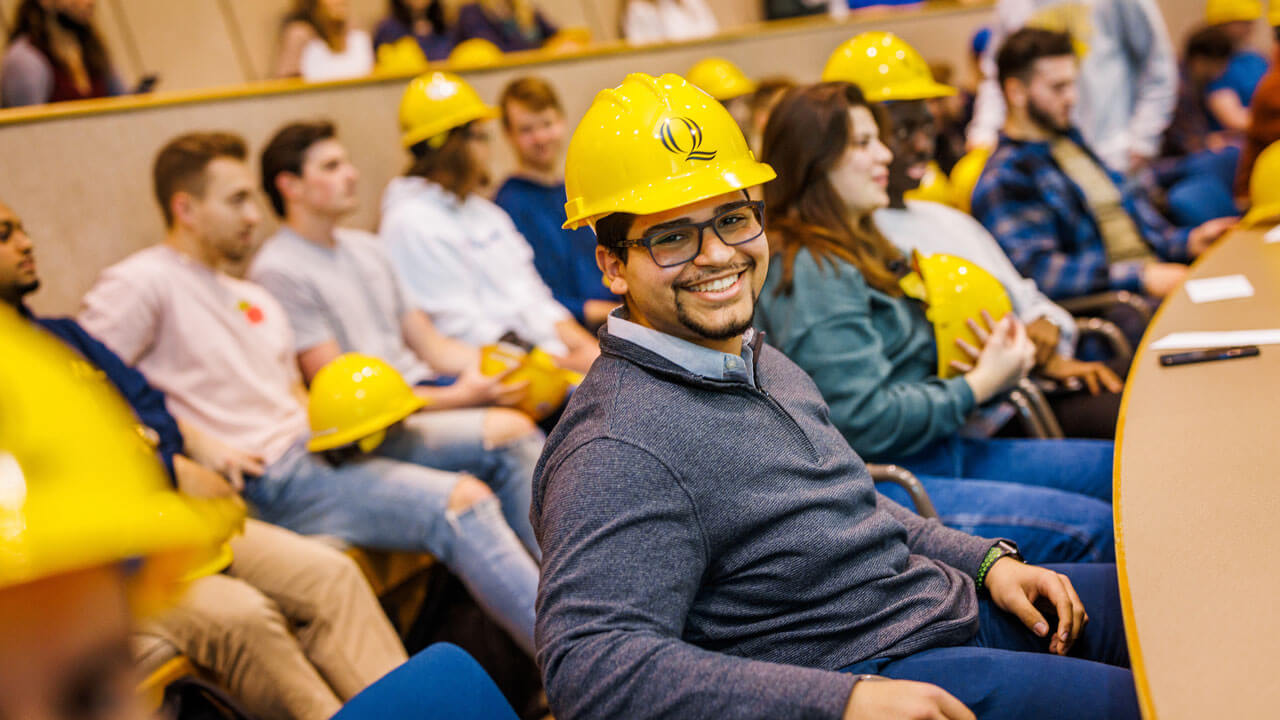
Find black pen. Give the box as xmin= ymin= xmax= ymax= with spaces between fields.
xmin=1158 ymin=345 xmax=1261 ymax=367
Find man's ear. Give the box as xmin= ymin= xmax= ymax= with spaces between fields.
xmin=171 ymin=191 xmax=195 ymax=228
xmin=275 ymin=172 xmax=301 ymax=206
xmin=1003 ymin=76 xmax=1027 ymax=112
xmin=596 ymin=245 xmax=628 ymax=296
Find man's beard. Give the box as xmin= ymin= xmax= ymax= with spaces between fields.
xmin=672 ymin=266 xmax=759 ymax=341
xmin=1027 ymin=99 xmax=1071 ymax=136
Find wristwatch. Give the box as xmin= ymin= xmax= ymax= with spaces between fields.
xmin=975 ymin=539 xmax=1023 ymax=591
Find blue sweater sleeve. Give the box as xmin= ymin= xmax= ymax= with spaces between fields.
xmin=761 ymin=254 xmax=974 ymax=461
xmin=37 ymin=317 xmax=183 ymax=483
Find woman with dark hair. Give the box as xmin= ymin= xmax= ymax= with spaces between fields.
xmin=754 ymin=82 xmax=1118 ymax=562
xmin=2 ymin=0 xmax=123 ymax=107
xmin=276 ymin=0 xmax=373 ymax=81
xmin=453 ymin=0 xmax=556 ymax=53
xmin=373 ymin=0 xmax=452 ymax=61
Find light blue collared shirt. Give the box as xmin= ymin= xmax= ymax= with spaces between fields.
xmin=607 ymin=312 xmax=757 ymax=387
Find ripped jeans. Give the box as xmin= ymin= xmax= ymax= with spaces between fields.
xmin=245 ymin=409 xmax=542 ymax=655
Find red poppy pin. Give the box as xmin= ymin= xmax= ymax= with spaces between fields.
xmin=237 ymin=299 xmax=264 ymax=324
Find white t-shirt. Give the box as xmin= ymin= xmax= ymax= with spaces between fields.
xmin=623 ymin=0 xmax=719 ymax=45
xmin=79 ymin=245 xmax=308 ymax=464
xmin=380 ymin=176 xmax=572 ymax=355
xmin=874 ymin=200 xmax=1077 ymax=356
xmin=250 ymin=227 xmax=433 ymax=385
xmin=301 ymin=29 xmax=374 ymax=82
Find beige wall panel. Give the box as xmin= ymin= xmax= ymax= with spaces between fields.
xmin=705 ymin=0 xmax=762 ymax=29
xmin=225 ymin=0 xmax=292 ymax=82
xmin=121 ymin=0 xmax=245 ymax=91
xmin=0 ymin=0 xmax=10 ymax=36
xmin=96 ymin=0 xmax=141 ymax=87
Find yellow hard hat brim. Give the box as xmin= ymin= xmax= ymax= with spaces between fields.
xmin=858 ymin=79 xmax=958 ymax=103
xmin=307 ymin=394 xmax=427 ymax=452
xmin=564 ymin=156 xmax=777 ymax=230
xmin=402 ymin=104 xmax=500 ymax=149
xmin=1239 ymin=201 xmax=1280 ymax=228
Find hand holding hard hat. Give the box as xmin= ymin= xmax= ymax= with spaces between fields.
xmin=480 ymin=343 xmax=582 ymax=421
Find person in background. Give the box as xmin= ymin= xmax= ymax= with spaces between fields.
xmin=1164 ymin=25 xmax=1237 ymax=159
xmin=967 ymin=0 xmax=1178 ymax=174
xmin=763 ymin=0 xmax=848 ymax=20
xmin=276 ymin=0 xmax=374 ymax=81
xmin=745 ymin=76 xmax=795 ymax=154
xmin=620 ymin=0 xmax=718 ymax=45
xmin=1235 ymin=5 xmax=1280 ymax=196
xmin=494 ymin=77 xmax=618 ymax=330
xmin=1202 ymin=0 xmax=1267 ymax=134
xmin=373 ymin=0 xmax=452 ymax=61
xmin=2 ymin=0 xmax=124 ymax=107
xmin=453 ymin=0 xmax=556 ymax=52
xmin=973 ymin=28 xmax=1235 ymax=312
xmin=383 ymin=73 xmax=599 ymax=373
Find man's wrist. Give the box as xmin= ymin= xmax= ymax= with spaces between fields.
xmin=975 ymin=540 xmax=1022 ymax=591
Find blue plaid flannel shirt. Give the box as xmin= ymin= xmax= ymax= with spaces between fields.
xmin=971 ymin=130 xmax=1190 ymax=300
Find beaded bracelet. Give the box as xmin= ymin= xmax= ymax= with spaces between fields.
xmin=974 ymin=545 xmax=1004 ymax=591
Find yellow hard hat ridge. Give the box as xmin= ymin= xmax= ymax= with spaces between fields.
xmin=448 ymin=38 xmax=505 ymax=69
xmin=480 ymin=344 xmax=580 ymax=421
xmin=822 ymin=31 xmax=955 ymax=103
xmin=1241 ymin=140 xmax=1280 ymax=227
xmin=0 ymin=306 xmax=244 ymax=615
xmin=687 ymin=57 xmax=758 ymax=101
xmin=563 ymin=72 xmax=776 ymax=231
xmin=898 ymin=251 xmax=1013 ymax=378
xmin=1204 ymin=0 xmax=1263 ymax=25
xmin=307 ymin=354 xmax=427 ymax=453
xmin=399 ymin=71 xmax=499 ymax=149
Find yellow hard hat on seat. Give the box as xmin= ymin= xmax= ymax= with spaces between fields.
xmin=479 ymin=344 xmax=580 ymax=421
xmin=1241 ymin=140 xmax=1280 ymax=227
xmin=899 ymin=251 xmax=1012 ymax=378
xmin=399 ymin=71 xmax=499 ymax=148
xmin=0 ymin=306 xmax=244 ymax=614
xmin=307 ymin=354 xmax=426 ymax=453
xmin=448 ymin=38 xmax=505 ymax=69
xmin=563 ymin=72 xmax=777 ymax=230
xmin=1205 ymin=0 xmax=1262 ymax=25
xmin=822 ymin=32 xmax=956 ymax=102
xmin=376 ymin=37 xmax=429 ymax=75
xmin=904 ymin=161 xmax=956 ymax=206
xmin=949 ymin=146 xmax=992 ymax=213
xmin=687 ymin=57 xmax=758 ymax=101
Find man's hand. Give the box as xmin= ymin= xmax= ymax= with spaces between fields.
xmin=1188 ymin=216 xmax=1237 ymax=257
xmin=1025 ymin=317 xmax=1062 ymax=367
xmin=842 ymin=678 xmax=975 ymax=720
xmin=1140 ymin=262 xmax=1189 ymax=298
xmin=181 ymin=430 xmax=264 ymax=490
xmin=984 ymin=558 xmax=1088 ymax=656
xmin=1039 ymin=355 xmax=1124 ymax=395
xmin=174 ymin=454 xmax=246 ymax=503
xmin=429 ymin=364 xmax=530 ymax=409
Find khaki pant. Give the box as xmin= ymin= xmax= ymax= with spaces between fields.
xmin=137 ymin=519 xmax=408 ymax=720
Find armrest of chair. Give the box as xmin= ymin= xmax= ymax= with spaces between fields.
xmin=1058 ymin=290 xmax=1153 ymax=323
xmin=868 ymin=464 xmax=938 ymax=519
xmin=1008 ymin=379 xmax=1065 ymax=439
xmin=1075 ymin=316 xmax=1133 ymax=366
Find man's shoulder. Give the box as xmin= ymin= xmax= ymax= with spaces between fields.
xmin=100 ymin=245 xmax=180 ymax=285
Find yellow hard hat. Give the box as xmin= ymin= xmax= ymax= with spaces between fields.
xmin=399 ymin=71 xmax=499 ymax=149
xmin=903 ymin=161 xmax=956 ymax=206
xmin=307 ymin=354 xmax=427 ymax=453
xmin=563 ymin=72 xmax=777 ymax=230
xmin=1241 ymin=140 xmax=1280 ymax=227
xmin=448 ymin=38 xmax=505 ymax=69
xmin=479 ymin=344 xmax=580 ymax=421
xmin=1269 ymin=0 xmax=1280 ymax=25
xmin=687 ymin=57 xmax=758 ymax=102
xmin=822 ymin=32 xmax=956 ymax=102
xmin=899 ymin=251 xmax=1012 ymax=378
xmin=949 ymin=146 xmax=992 ymax=214
xmin=1205 ymin=0 xmax=1262 ymax=25
xmin=543 ymin=26 xmax=592 ymax=53
xmin=0 ymin=307 xmax=244 ymax=614
xmin=375 ymin=37 xmax=429 ymax=75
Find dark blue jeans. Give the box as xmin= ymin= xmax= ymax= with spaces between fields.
xmin=897 ymin=436 xmax=1114 ymax=502
xmin=841 ymin=564 xmax=1139 ymax=720
xmin=333 ymin=643 xmax=519 ymax=720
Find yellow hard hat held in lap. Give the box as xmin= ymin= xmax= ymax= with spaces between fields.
xmin=0 ymin=306 xmax=244 ymax=616
xmin=307 ymin=354 xmax=427 ymax=453
xmin=899 ymin=251 xmax=1012 ymax=379
xmin=480 ymin=344 xmax=581 ymax=421
xmin=563 ymin=72 xmax=776 ymax=230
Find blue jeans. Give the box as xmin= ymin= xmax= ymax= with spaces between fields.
xmin=877 ymin=475 xmax=1114 ymax=564
xmin=897 ymin=436 xmax=1114 ymax=502
xmin=244 ymin=409 xmax=542 ymax=655
xmin=841 ymin=564 xmax=1139 ymax=719
xmin=333 ymin=643 xmax=519 ymax=720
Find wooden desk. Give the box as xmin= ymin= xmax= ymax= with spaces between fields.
xmin=1116 ymin=227 xmax=1280 ymax=719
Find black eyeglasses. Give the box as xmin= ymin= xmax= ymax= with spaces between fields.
xmin=0 ymin=220 xmax=24 ymax=243
xmin=617 ymin=200 xmax=766 ymax=268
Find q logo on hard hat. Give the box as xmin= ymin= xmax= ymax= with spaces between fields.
xmin=660 ymin=117 xmax=716 ymax=162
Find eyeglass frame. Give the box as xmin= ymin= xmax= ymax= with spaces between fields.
xmin=613 ymin=199 xmax=767 ymax=268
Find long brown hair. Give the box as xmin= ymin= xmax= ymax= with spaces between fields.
xmin=761 ymin=82 xmax=905 ymax=297
xmin=406 ymin=122 xmax=487 ymax=198
xmin=9 ymin=0 xmax=112 ymax=86
xmin=284 ymin=0 xmax=347 ymax=50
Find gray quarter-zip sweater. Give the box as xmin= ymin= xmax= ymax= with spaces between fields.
xmin=532 ymin=318 xmax=995 ymax=720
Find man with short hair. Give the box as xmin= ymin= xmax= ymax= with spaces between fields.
xmin=78 ymin=132 xmax=540 ymax=658
xmin=494 ymin=77 xmax=618 ymax=330
xmin=251 ymin=119 xmax=543 ymax=557
xmin=0 ymin=198 xmax=409 ymax=720
xmin=972 ymin=28 xmax=1235 ymax=305
xmin=534 ymin=72 xmax=1138 ymax=720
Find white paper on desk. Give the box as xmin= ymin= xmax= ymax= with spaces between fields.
xmin=1184 ymin=274 xmax=1255 ymax=303
xmin=1265 ymin=225 xmax=1280 ymax=243
xmin=1150 ymin=329 xmax=1280 ymax=350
